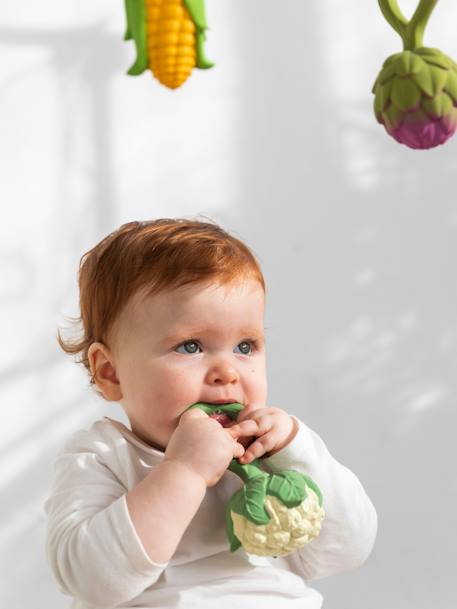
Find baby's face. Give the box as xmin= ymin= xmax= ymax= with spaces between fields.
xmin=110 ymin=278 xmax=267 ymax=451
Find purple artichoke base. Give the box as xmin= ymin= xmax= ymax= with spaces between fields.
xmin=383 ymin=114 xmax=457 ymax=149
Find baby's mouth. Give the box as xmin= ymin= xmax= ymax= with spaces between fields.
xmin=186 ymin=402 xmax=243 ymax=428
xmin=209 ymin=411 xmax=234 ymax=428
xmin=186 ymin=402 xmax=256 ymax=450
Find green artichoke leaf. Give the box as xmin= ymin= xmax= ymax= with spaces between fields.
xmin=439 ymin=94 xmax=452 ymax=117
xmin=444 ymin=70 xmax=457 ymax=104
xmin=383 ymin=52 xmax=403 ymax=68
xmin=417 ymin=47 xmax=441 ymax=56
xmin=267 ymin=472 xmax=307 ymax=508
xmin=379 ymin=78 xmax=394 ymax=112
xmin=443 ymin=110 xmax=457 ymax=132
xmin=394 ymin=51 xmax=426 ymax=77
xmin=422 ymin=92 xmax=454 ymax=118
xmin=414 ymin=66 xmax=435 ymax=97
xmin=415 ymin=48 xmax=452 ymax=71
xmin=426 ymin=56 xmax=452 ymax=71
xmin=373 ymin=97 xmax=383 ymax=123
xmin=372 ymin=76 xmax=381 ymax=96
xmin=428 ymin=65 xmax=449 ymax=96
xmin=378 ymin=62 xmax=398 ymax=86
xmin=242 ymin=475 xmax=270 ymax=525
xmin=383 ymin=103 xmax=404 ymax=130
xmin=391 ymin=78 xmax=421 ymax=112
xmin=226 ymin=489 xmax=244 ymax=552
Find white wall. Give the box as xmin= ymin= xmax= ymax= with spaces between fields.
xmin=1 ymin=1 xmax=457 ymax=608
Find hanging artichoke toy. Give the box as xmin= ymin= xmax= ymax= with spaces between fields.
xmin=187 ymin=403 xmax=325 ymax=558
xmin=373 ymin=0 xmax=457 ymax=149
xmin=124 ymin=0 xmax=214 ymax=90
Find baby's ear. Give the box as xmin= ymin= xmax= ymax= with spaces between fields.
xmin=87 ymin=342 xmax=123 ymax=401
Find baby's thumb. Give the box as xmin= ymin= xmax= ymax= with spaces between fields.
xmin=233 ymin=440 xmax=245 ymax=459
xmin=179 ymin=408 xmax=207 ymax=424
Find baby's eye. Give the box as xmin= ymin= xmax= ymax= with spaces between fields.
xmin=234 ymin=341 xmax=253 ymax=355
xmin=175 ymin=341 xmax=202 ymax=354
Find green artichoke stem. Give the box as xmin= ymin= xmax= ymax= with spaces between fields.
xmin=378 ymin=0 xmax=408 ymax=40
xmin=228 ymin=458 xmax=269 ymax=484
xmin=378 ymin=0 xmax=440 ymax=51
xmin=404 ymin=0 xmax=439 ymax=50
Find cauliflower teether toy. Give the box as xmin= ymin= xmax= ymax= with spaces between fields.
xmin=187 ymin=403 xmax=325 ymax=558
xmin=373 ymin=0 xmax=457 ymax=149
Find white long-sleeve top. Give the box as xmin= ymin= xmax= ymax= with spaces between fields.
xmin=44 ymin=415 xmax=377 ymax=609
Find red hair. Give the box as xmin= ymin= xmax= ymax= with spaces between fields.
xmin=58 ymin=218 xmax=265 ymax=384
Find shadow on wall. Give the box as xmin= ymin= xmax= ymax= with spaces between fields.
xmin=235 ymin=2 xmax=457 ymax=609
xmin=0 ymin=23 xmax=124 ymax=609
xmin=1 ymin=4 xmax=457 ymax=609
xmin=0 ymin=24 xmax=121 ymax=231
xmin=0 ymin=12 xmax=253 ymax=609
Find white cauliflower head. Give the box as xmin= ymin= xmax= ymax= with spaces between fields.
xmin=230 ymin=485 xmax=324 ymax=557
xmin=226 ymin=467 xmax=325 ymax=558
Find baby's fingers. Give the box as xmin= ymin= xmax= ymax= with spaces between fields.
xmin=238 ymin=432 xmax=276 ymax=463
xmin=227 ymin=420 xmax=258 ymax=439
xmin=233 ymin=441 xmax=245 ymax=459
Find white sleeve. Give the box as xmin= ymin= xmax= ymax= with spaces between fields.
xmin=262 ymin=416 xmax=378 ymax=581
xmin=44 ymin=432 xmax=168 ymax=609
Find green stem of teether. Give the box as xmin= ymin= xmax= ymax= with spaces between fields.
xmin=228 ymin=458 xmax=268 ymax=483
xmin=378 ymin=0 xmax=439 ymax=50
xmin=187 ymin=402 xmax=266 ymax=483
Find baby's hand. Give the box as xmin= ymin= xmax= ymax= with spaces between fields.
xmin=165 ymin=409 xmax=246 ymax=487
xmin=229 ymin=406 xmax=299 ymax=464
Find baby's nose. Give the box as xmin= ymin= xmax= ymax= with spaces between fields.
xmin=205 ymin=362 xmax=239 ymax=385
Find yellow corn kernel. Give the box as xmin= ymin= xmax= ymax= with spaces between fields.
xmin=145 ymin=0 xmax=196 ymax=89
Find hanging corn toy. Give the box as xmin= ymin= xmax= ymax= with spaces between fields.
xmin=373 ymin=0 xmax=457 ymax=149
xmin=124 ymin=0 xmax=214 ymax=89
xmin=187 ymin=403 xmax=325 ymax=558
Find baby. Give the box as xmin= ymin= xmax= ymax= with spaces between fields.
xmin=45 ymin=218 xmax=377 ymax=609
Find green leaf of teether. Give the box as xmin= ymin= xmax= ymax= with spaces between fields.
xmin=299 ymin=473 xmax=324 ymax=507
xmin=267 ymin=472 xmax=307 ymax=508
xmin=242 ymin=476 xmax=270 ymax=525
xmin=226 ymin=490 xmax=244 ymax=551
